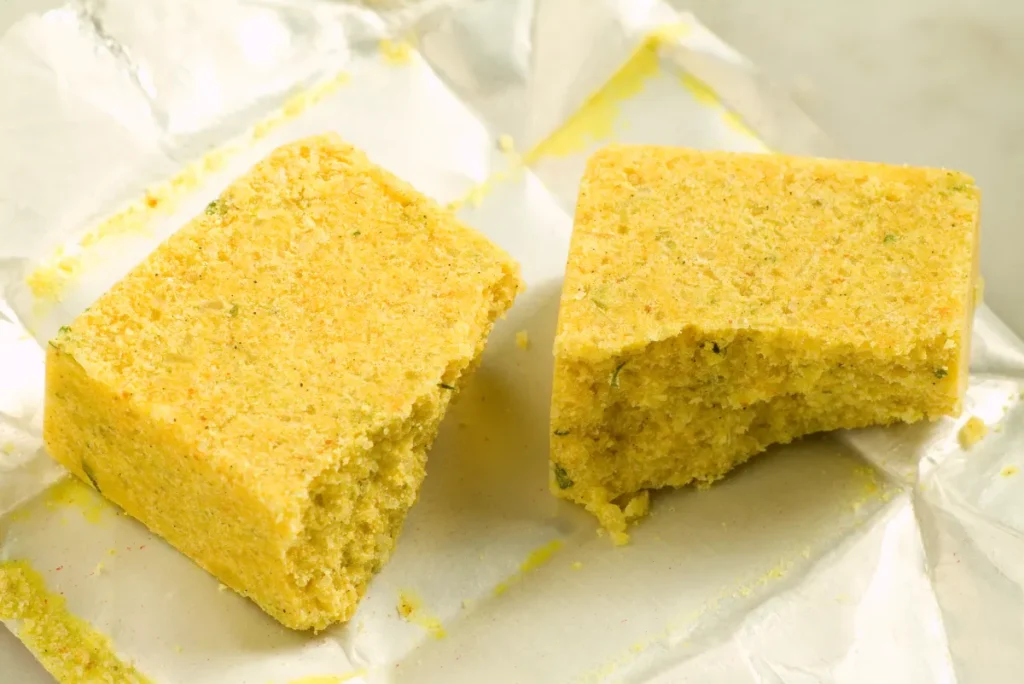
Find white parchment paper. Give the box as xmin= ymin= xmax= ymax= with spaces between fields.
xmin=1 ymin=1 xmax=1021 ymax=682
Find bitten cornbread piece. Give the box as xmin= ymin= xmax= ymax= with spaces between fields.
xmin=44 ymin=134 xmax=522 ymax=630
xmin=551 ymin=145 xmax=980 ymax=542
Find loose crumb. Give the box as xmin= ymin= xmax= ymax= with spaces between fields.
xmin=516 ymin=330 xmax=530 ymax=349
xmin=379 ymin=38 xmax=414 ymax=65
xmin=1001 ymin=465 xmax=1019 ymax=478
xmin=93 ymin=562 xmax=105 ymax=576
xmin=571 ymin=561 xmax=583 ymax=570
xmin=958 ymin=416 xmax=988 ymax=449
xmin=218 ymin=583 xmax=229 ymax=592
xmin=1 ymin=441 xmax=14 ymax=455
xmin=497 ymin=134 xmax=515 ymax=153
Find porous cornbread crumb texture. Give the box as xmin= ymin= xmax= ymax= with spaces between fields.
xmin=44 ymin=134 xmax=522 ymax=630
xmin=551 ymin=145 xmax=980 ymax=543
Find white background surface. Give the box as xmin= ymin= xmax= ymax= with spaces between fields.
xmin=3 ymin=0 xmax=1022 ymax=681
xmin=676 ymin=0 xmax=1024 ymax=337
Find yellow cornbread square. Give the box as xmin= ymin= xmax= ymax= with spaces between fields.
xmin=551 ymin=145 xmax=980 ymax=542
xmin=43 ymin=134 xmax=522 ymax=630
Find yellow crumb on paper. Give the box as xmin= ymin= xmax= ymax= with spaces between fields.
xmin=0 ymin=561 xmax=151 ymax=683
xmin=108 ymin=548 xmax=118 ymax=557
xmin=289 ymin=673 xmax=366 ymax=684
xmin=497 ymin=133 xmax=515 ymax=153
xmin=174 ymin=644 xmax=182 ymax=654
xmin=26 ymin=70 xmax=350 ymax=304
xmin=516 ymin=330 xmax=530 ymax=349
xmin=850 ymin=465 xmax=891 ymax=514
xmin=44 ymin=477 xmax=108 ymax=525
xmin=1001 ymin=465 xmax=1019 ymax=478
xmin=571 ymin=561 xmax=583 ymax=570
xmin=218 ymin=583 xmax=229 ymax=592
xmin=2 ymin=441 xmax=15 ymax=455
xmin=396 ymin=590 xmax=446 ymax=639
xmin=493 ymin=539 xmax=563 ymax=596
xmin=958 ymin=416 xmax=988 ymax=449
xmin=93 ymin=562 xmax=105 ymax=576
xmin=379 ymin=38 xmax=414 ymax=65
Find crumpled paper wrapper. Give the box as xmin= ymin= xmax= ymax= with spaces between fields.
xmin=1 ymin=1 xmax=1021 ymax=682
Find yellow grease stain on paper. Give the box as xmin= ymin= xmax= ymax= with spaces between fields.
xmin=26 ymin=70 xmax=351 ymax=304
xmin=1001 ymin=465 xmax=1019 ymax=477
xmin=493 ymin=539 xmax=563 ymax=596
xmin=396 ymin=589 xmax=446 ymax=639
xmin=45 ymin=477 xmax=108 ymax=525
xmin=0 ymin=561 xmax=151 ymax=683
xmin=679 ymin=72 xmax=720 ymax=106
xmin=289 ymin=672 xmax=366 ymax=684
xmin=524 ymin=41 xmax=663 ymax=161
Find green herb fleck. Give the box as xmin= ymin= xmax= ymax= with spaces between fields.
xmin=58 ymin=325 xmax=71 ymax=335
xmin=591 ymin=297 xmax=608 ymax=311
xmin=439 ymin=383 xmax=456 ymax=390
xmin=883 ymin=234 xmax=899 ymax=244
xmin=228 ymin=304 xmax=239 ymax=317
xmin=553 ymin=429 xmax=571 ymax=437
xmin=554 ymin=464 xmax=574 ymax=489
xmin=934 ymin=368 xmax=948 ymax=379
xmin=352 ymin=230 xmax=362 ymax=236
xmin=712 ymin=342 xmax=721 ymax=354
xmin=611 ymin=361 xmax=628 ymax=388
xmin=950 ymin=183 xmax=968 ymax=192
xmin=205 ymin=200 xmax=223 ymax=215
xmin=82 ymin=461 xmax=100 ymax=493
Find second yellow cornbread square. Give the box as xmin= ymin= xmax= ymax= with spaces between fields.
xmin=44 ymin=134 xmax=522 ymax=630
xmin=552 ymin=145 xmax=980 ymax=542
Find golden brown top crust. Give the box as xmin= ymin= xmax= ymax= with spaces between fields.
xmin=59 ymin=134 xmax=521 ymax=508
xmin=557 ymin=145 xmax=979 ymax=360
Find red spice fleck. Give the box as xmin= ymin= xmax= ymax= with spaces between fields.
xmin=140 ymin=545 xmax=147 ymax=550
xmin=55 ymin=566 xmax=63 ymax=572
xmin=146 ymin=196 xmax=159 ymax=208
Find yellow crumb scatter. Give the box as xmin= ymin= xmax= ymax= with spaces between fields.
xmin=516 ymin=330 xmax=530 ymax=349
xmin=494 ymin=540 xmax=563 ymax=596
xmin=958 ymin=416 xmax=988 ymax=449
xmin=1001 ymin=465 xmax=1019 ymax=478
xmin=379 ymin=38 xmax=414 ymax=65
xmin=395 ymin=590 xmax=446 ymax=639
xmin=497 ymin=134 xmax=515 ymax=153
xmin=0 ymin=561 xmax=150 ymax=682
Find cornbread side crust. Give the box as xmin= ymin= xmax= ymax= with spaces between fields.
xmin=44 ymin=134 xmax=522 ymax=630
xmin=552 ymin=145 xmax=980 ymax=543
